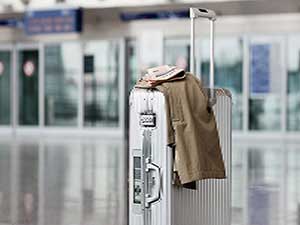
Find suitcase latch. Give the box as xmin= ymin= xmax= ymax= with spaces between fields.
xmin=140 ymin=113 xmax=156 ymax=127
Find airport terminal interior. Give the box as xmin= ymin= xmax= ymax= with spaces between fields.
xmin=0 ymin=0 xmax=300 ymax=225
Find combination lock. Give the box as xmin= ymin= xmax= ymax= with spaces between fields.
xmin=140 ymin=113 xmax=156 ymax=127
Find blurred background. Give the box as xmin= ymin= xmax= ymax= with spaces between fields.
xmin=0 ymin=0 xmax=300 ymax=225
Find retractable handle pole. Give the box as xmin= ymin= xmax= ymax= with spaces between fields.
xmin=190 ymin=8 xmax=216 ymax=106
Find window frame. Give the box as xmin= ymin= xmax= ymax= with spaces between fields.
xmin=4 ymin=39 xmax=125 ymax=138
xmin=246 ymin=35 xmax=287 ymax=132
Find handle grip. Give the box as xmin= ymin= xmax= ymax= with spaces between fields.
xmin=190 ymin=8 xmax=216 ymax=21
xmin=145 ymin=162 xmax=161 ymax=208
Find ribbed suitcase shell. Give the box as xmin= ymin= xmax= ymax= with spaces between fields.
xmin=129 ymin=88 xmax=232 ymax=225
xmin=171 ymin=89 xmax=232 ymax=225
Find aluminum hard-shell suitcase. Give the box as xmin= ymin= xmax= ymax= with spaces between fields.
xmin=129 ymin=8 xmax=232 ymax=225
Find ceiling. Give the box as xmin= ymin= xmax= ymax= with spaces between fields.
xmin=1 ymin=0 xmax=300 ymax=20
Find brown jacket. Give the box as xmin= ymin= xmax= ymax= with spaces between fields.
xmin=155 ymin=73 xmax=226 ymax=184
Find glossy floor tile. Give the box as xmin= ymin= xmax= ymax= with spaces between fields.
xmin=0 ymin=138 xmax=300 ymax=225
xmin=232 ymin=141 xmax=300 ymax=225
xmin=0 ymin=137 xmax=127 ymax=225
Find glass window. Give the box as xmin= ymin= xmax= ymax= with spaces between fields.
xmin=83 ymin=41 xmax=119 ymax=127
xmin=165 ymin=37 xmax=243 ymax=130
xmin=287 ymin=35 xmax=300 ymax=131
xmin=18 ymin=49 xmax=39 ymax=125
xmin=0 ymin=51 xmax=11 ymax=125
xmin=127 ymin=39 xmax=138 ymax=92
xmin=164 ymin=38 xmax=190 ymax=71
xmin=45 ymin=43 xmax=80 ymax=126
xmin=248 ymin=38 xmax=283 ymax=130
xmin=201 ymin=37 xmax=243 ymax=130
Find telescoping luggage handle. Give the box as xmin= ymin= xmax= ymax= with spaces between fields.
xmin=190 ymin=7 xmax=216 ymax=106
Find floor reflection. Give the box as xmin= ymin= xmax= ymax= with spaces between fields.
xmin=0 ymin=138 xmax=300 ymax=225
xmin=232 ymin=142 xmax=300 ymax=225
xmin=0 ymin=138 xmax=126 ymax=225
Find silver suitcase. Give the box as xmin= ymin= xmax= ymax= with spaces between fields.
xmin=129 ymin=8 xmax=232 ymax=225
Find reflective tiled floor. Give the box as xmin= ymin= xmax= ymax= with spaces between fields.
xmin=0 ymin=137 xmax=127 ymax=225
xmin=232 ymin=141 xmax=300 ymax=225
xmin=0 ymin=137 xmax=300 ymax=225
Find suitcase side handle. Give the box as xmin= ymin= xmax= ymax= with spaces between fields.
xmin=190 ymin=7 xmax=216 ymax=106
xmin=145 ymin=162 xmax=161 ymax=208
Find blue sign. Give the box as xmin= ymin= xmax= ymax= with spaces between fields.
xmin=24 ymin=8 xmax=82 ymax=35
xmin=250 ymin=44 xmax=270 ymax=94
xmin=120 ymin=10 xmax=189 ymax=22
